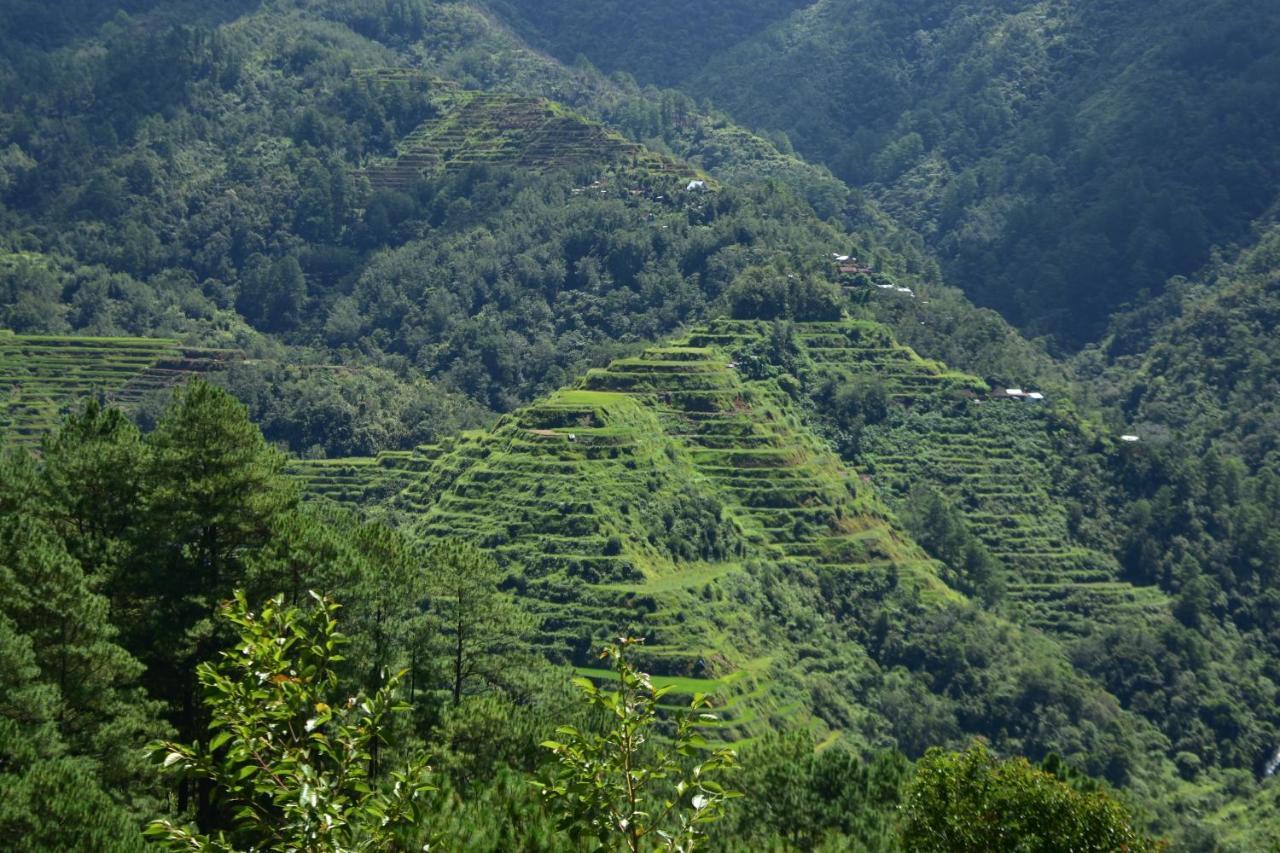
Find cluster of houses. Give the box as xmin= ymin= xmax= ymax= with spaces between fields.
xmin=992 ymin=387 xmax=1046 ymax=402
xmin=569 ymin=177 xmax=683 ymax=203
xmin=829 ymin=252 xmax=930 ymax=301
xmin=832 ymin=252 xmax=874 ymax=278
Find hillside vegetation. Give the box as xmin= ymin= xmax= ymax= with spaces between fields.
xmin=494 ymin=0 xmax=1280 ymax=348
xmin=288 ymin=316 xmax=1280 ymax=844
xmin=2 ymin=0 xmax=1280 ymax=849
xmin=0 ymin=0 xmax=1056 ymax=453
xmin=0 ymin=330 xmax=236 ymax=444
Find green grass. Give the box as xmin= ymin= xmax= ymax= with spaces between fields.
xmin=0 ymin=332 xmax=240 ymax=446
xmin=573 ymin=668 xmax=727 ymax=696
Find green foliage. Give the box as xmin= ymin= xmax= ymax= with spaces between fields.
xmin=236 ymin=255 xmax=306 ymax=333
xmin=0 ymin=753 xmax=146 ymax=853
xmin=39 ymin=398 xmax=146 ymax=574
xmin=218 ymin=360 xmax=489 ymax=458
xmin=481 ymin=0 xmax=808 ymax=86
xmin=0 ymin=450 xmax=161 ymax=849
xmin=147 ymin=590 xmax=433 ymax=851
xmin=122 ymin=380 xmax=296 ymax=744
xmin=314 ymin=318 xmax=1224 ymax=835
xmin=2 ymin=1 xmax=1279 ymax=846
xmin=900 ymin=742 xmax=1163 ymax=852
xmin=712 ymin=732 xmax=908 ymax=851
xmin=0 ymin=332 xmax=232 ymax=448
xmin=724 ymin=266 xmax=843 ymax=322
xmin=675 ymin=0 xmax=1280 ymax=346
xmin=731 ymin=319 xmax=810 ymax=381
xmin=902 ymin=487 xmax=1004 ymax=606
xmin=537 ymin=638 xmax=739 ymax=852
xmin=0 ymin=0 xmax=1029 ymax=442
xmin=425 ymin=538 xmax=537 ymax=705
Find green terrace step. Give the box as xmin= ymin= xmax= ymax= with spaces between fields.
xmin=1 ymin=333 xmax=241 ymax=446
xmin=1007 ymin=583 xmax=1169 ymax=633
xmin=857 ymin=394 xmax=1167 ymax=632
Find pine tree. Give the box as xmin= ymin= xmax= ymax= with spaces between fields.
xmin=0 ymin=510 xmax=159 ymax=850
xmin=118 ymin=379 xmax=297 ymax=814
xmin=426 ymin=538 xmax=535 ymax=705
xmin=0 ymin=513 xmax=162 ymax=796
xmin=40 ymin=398 xmax=146 ymax=578
xmin=142 ymin=378 xmax=295 ymax=599
xmin=246 ymin=506 xmax=436 ymax=707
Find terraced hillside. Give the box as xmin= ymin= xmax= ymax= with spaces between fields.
xmin=293 ymin=325 xmax=949 ymax=740
xmin=0 ymin=331 xmax=240 ymax=445
xmin=859 ymin=406 xmax=1170 ymax=634
xmin=704 ymin=320 xmax=1170 ymax=635
xmin=362 ymin=89 xmax=700 ymax=191
xmin=287 ymin=318 xmax=1170 ymax=736
xmin=287 ymin=451 xmax=426 ymax=506
xmin=687 ymin=319 xmax=987 ymax=403
xmin=634 ymin=319 xmax=1168 ymax=633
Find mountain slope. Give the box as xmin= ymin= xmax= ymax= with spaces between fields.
xmin=685 ymin=0 xmax=1280 ymax=346
xmin=294 ymin=320 xmax=1185 ymax=785
xmin=0 ymin=330 xmax=238 ymax=445
xmin=5 ymin=2 xmax=1280 ymax=845
xmin=1087 ymin=218 xmax=1280 ymax=470
xmin=0 ymin=0 xmax=1057 ymax=452
xmin=491 ymin=0 xmax=1280 ymax=348
xmin=291 ymin=317 xmax=1280 ymax=843
xmin=479 ymin=0 xmax=809 ymax=86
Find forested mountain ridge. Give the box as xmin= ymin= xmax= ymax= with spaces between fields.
xmin=491 ymin=0 xmax=1280 ymax=350
xmin=0 ymin=0 xmax=1058 ymax=456
xmin=479 ymin=0 xmax=810 ymax=87
xmin=1085 ymin=216 xmax=1280 ymax=470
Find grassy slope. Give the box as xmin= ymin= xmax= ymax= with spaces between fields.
xmin=298 ymin=324 xmax=950 ymax=743
xmin=291 ymin=315 xmax=1177 ymax=651
xmin=0 ymin=330 xmax=239 ymax=445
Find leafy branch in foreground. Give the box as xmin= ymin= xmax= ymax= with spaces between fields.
xmin=145 ymin=591 xmax=433 ymax=852
xmin=536 ymin=637 xmax=739 ymax=852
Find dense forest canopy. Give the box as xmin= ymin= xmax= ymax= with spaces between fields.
xmin=1 ymin=0 xmax=1279 ymax=849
